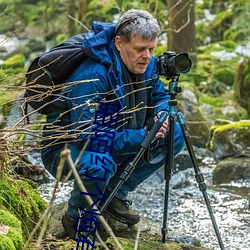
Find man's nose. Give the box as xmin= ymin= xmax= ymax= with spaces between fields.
xmin=142 ymin=49 xmax=151 ymax=59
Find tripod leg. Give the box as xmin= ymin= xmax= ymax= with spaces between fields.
xmin=177 ymin=112 xmax=225 ymax=250
xmin=162 ymin=114 xmax=175 ymax=243
xmin=100 ymin=112 xmax=168 ymax=214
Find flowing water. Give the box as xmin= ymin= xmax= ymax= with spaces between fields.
xmin=38 ymin=156 xmax=250 ymax=250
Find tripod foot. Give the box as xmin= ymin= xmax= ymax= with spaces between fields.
xmin=161 ymin=227 xmax=168 ymax=243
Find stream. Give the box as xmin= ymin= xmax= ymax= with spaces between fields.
xmin=38 ymin=155 xmax=250 ymax=250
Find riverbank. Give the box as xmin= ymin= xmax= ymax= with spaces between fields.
xmin=38 ymin=155 xmax=250 ymax=250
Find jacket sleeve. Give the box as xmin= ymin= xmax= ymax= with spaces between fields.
xmin=65 ymin=60 xmax=146 ymax=155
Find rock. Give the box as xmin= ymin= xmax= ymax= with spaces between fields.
xmin=213 ymin=157 xmax=250 ymax=184
xmin=170 ymin=168 xmax=193 ymax=189
xmin=44 ymin=201 xmax=212 ymax=250
xmin=209 ymin=120 xmax=250 ymax=160
xmin=179 ymin=100 xmax=211 ymax=148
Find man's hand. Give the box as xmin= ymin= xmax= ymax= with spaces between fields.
xmin=154 ymin=111 xmax=169 ymax=139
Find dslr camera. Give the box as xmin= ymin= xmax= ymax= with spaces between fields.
xmin=156 ymin=51 xmax=192 ymax=79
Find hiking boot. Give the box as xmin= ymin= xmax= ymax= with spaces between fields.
xmin=61 ymin=212 xmax=76 ymax=239
xmin=60 ymin=212 xmax=95 ymax=241
xmin=105 ymin=196 xmax=140 ymax=225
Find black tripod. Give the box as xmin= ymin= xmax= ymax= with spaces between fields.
xmin=161 ymin=77 xmax=225 ymax=249
xmin=99 ymin=77 xmax=225 ymax=249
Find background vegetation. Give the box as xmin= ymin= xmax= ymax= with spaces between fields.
xmin=0 ymin=0 xmax=250 ymax=123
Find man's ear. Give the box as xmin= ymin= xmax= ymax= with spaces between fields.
xmin=115 ymin=36 xmax=122 ymax=51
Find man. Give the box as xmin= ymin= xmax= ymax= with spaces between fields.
xmin=41 ymin=9 xmax=185 ymax=238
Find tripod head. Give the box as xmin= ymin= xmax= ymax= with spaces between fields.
xmin=168 ymin=76 xmax=182 ymax=100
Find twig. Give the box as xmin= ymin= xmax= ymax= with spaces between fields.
xmin=62 ymin=148 xmax=124 ymax=250
xmin=96 ymin=230 xmax=110 ymax=250
xmin=22 ymin=154 xmax=65 ymax=249
xmin=134 ymin=219 xmax=142 ymax=250
xmin=68 ymin=14 xmax=89 ymax=31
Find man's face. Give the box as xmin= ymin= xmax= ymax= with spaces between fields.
xmin=115 ymin=35 xmax=157 ymax=74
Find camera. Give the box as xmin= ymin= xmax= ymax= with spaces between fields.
xmin=156 ymin=51 xmax=192 ymax=79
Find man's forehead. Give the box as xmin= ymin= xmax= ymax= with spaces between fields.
xmin=129 ymin=35 xmax=157 ymax=46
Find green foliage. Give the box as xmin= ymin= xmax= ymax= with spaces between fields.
xmin=213 ymin=67 xmax=235 ymax=86
xmin=234 ymin=57 xmax=250 ymax=115
xmin=1 ymin=54 xmax=25 ymax=69
xmin=196 ymin=0 xmax=250 ymax=47
xmin=0 ymin=54 xmax=26 ymax=84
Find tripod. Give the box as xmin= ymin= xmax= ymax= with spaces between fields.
xmin=161 ymin=77 xmax=225 ymax=249
xmin=99 ymin=77 xmax=225 ymax=249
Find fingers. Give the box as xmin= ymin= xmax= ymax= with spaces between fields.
xmin=153 ymin=112 xmax=169 ymax=140
xmin=154 ymin=120 xmax=169 ymax=139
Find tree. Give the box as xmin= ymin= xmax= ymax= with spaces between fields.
xmin=166 ymin=0 xmax=196 ymax=62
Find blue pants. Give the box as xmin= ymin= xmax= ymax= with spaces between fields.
xmin=41 ymin=122 xmax=185 ymax=219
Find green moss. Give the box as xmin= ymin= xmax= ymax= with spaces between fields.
xmin=0 ymin=235 xmax=16 ymax=250
xmin=0 ymin=209 xmax=21 ymax=229
xmin=209 ymin=120 xmax=250 ymax=150
xmin=0 ymin=175 xmax=47 ymax=239
xmin=7 ymin=228 xmax=24 ymax=249
xmin=106 ymin=237 xmax=207 ymax=250
xmin=199 ymin=95 xmax=224 ymax=107
xmin=213 ymin=120 xmax=250 ymax=133
xmin=213 ymin=67 xmax=235 ymax=86
xmin=217 ymin=40 xmax=237 ymax=51
xmin=0 ymin=209 xmax=24 ymax=250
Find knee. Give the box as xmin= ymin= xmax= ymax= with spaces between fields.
xmin=78 ymin=152 xmax=117 ymax=182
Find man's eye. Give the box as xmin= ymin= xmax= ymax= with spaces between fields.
xmin=136 ymin=48 xmax=144 ymax=52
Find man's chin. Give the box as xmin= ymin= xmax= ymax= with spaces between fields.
xmin=133 ymin=68 xmax=147 ymax=75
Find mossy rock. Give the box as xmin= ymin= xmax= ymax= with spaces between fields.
xmin=0 ymin=174 xmax=47 ymax=239
xmin=209 ymin=120 xmax=250 ymax=160
xmin=0 ymin=209 xmax=24 ymax=250
xmin=106 ymin=237 xmax=211 ymax=250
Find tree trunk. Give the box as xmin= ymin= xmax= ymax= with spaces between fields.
xmin=78 ymin=0 xmax=88 ymax=20
xmin=167 ymin=0 xmax=196 ymax=62
xmin=67 ymin=0 xmax=76 ymax=36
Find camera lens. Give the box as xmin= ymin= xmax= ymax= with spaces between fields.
xmin=174 ymin=53 xmax=192 ymax=73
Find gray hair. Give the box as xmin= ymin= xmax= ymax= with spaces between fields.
xmin=115 ymin=9 xmax=160 ymax=43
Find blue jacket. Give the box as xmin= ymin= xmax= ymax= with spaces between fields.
xmin=43 ymin=21 xmax=170 ymax=156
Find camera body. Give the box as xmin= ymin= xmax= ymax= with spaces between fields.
xmin=156 ymin=51 xmax=192 ymax=79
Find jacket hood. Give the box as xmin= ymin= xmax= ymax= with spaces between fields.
xmin=82 ymin=21 xmax=116 ymax=65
